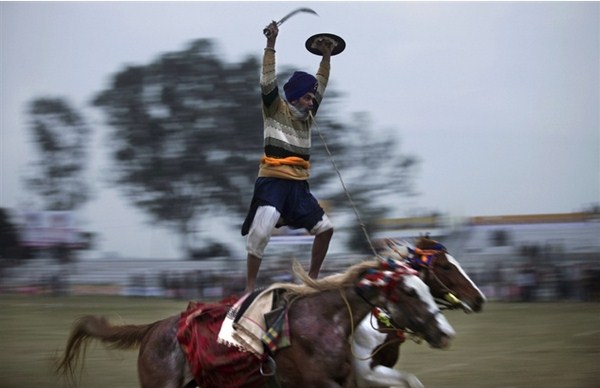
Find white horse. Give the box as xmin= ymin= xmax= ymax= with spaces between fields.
xmin=353 ymin=238 xmax=485 ymax=387
xmin=353 ymin=272 xmax=455 ymax=388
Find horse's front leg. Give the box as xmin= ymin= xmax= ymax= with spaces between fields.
xmin=361 ymin=365 xmax=424 ymax=388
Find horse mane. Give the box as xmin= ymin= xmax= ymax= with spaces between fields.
xmin=270 ymin=259 xmax=380 ymax=297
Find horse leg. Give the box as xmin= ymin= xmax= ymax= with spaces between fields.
xmin=361 ymin=364 xmax=424 ymax=388
xmin=400 ymin=373 xmax=424 ymax=388
xmin=354 ymin=315 xmax=423 ymax=388
xmin=358 ymin=333 xmax=424 ymax=388
xmin=137 ymin=315 xmax=194 ymax=388
xmin=371 ymin=334 xmax=402 ymax=368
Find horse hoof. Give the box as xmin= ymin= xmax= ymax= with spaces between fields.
xmin=406 ymin=374 xmax=425 ymax=388
xmin=391 ymin=374 xmax=424 ymax=388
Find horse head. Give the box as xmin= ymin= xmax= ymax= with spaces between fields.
xmin=356 ymin=258 xmax=455 ymax=350
xmin=380 ymin=237 xmax=486 ymax=313
xmin=415 ymin=237 xmax=486 ymax=313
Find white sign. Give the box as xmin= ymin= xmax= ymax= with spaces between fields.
xmin=21 ymin=211 xmax=81 ymax=247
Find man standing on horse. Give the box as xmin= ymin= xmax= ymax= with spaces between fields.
xmin=241 ymin=21 xmax=335 ymax=293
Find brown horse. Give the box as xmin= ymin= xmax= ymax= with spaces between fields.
xmin=56 ymin=259 xmax=454 ymax=388
xmin=353 ymin=237 xmax=486 ymax=387
xmin=409 ymin=237 xmax=485 ymax=313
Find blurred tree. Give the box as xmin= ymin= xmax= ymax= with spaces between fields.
xmin=93 ymin=40 xmax=266 ymax=254
xmin=0 ymin=208 xmax=32 ymax=262
xmin=23 ymin=98 xmax=91 ymax=265
xmin=93 ymin=38 xmax=418 ymax=256
xmin=24 ymin=98 xmax=91 ymax=211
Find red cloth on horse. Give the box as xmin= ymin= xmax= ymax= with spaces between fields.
xmin=177 ymin=296 xmax=266 ymax=388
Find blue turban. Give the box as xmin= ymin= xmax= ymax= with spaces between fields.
xmin=283 ymin=71 xmax=318 ymax=102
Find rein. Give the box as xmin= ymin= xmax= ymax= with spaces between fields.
xmin=310 ymin=111 xmax=379 ymax=257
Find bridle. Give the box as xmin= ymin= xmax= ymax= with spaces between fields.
xmin=345 ymin=269 xmax=445 ymax=362
xmin=350 ymin=260 xmax=441 ymax=347
xmin=381 ymin=238 xmax=470 ymax=311
xmin=409 ymin=247 xmax=472 ymax=312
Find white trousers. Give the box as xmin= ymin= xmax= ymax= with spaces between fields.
xmin=246 ymin=205 xmax=333 ymax=258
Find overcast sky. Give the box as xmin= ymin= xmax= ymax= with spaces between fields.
xmin=1 ymin=1 xmax=598 ymax=259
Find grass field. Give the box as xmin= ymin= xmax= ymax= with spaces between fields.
xmin=0 ymin=295 xmax=598 ymax=388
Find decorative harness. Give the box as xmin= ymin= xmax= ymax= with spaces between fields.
xmin=353 ymin=258 xmax=436 ymax=348
xmin=356 ymin=258 xmax=418 ymax=303
xmin=345 ymin=245 xmax=459 ymax=362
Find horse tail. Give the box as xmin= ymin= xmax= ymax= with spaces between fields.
xmin=56 ymin=315 xmax=157 ymax=381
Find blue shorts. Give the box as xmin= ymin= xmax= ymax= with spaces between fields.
xmin=241 ymin=177 xmax=325 ymax=236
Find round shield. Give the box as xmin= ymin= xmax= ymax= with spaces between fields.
xmin=305 ymin=33 xmax=346 ymax=56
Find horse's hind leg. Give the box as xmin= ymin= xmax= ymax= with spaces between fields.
xmin=137 ymin=316 xmax=193 ymax=388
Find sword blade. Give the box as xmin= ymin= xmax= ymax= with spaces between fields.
xmin=276 ymin=7 xmax=318 ymax=26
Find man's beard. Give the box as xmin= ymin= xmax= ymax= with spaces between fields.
xmin=289 ymin=101 xmax=311 ymax=120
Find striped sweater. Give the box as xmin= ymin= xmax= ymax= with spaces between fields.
xmin=258 ymin=48 xmax=330 ymax=180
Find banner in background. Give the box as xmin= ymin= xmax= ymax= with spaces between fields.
xmin=20 ymin=211 xmax=82 ymax=248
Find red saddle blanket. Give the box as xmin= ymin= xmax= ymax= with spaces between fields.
xmin=177 ymin=296 xmax=266 ymax=388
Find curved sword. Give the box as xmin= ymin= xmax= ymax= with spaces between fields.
xmin=264 ymin=8 xmax=318 ymax=36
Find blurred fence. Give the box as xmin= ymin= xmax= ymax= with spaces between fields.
xmin=2 ymin=215 xmax=599 ymax=301
xmin=0 ymin=249 xmax=362 ymax=300
xmin=1 ymin=250 xmax=599 ymax=302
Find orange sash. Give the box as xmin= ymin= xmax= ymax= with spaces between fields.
xmin=260 ymin=155 xmax=310 ymax=170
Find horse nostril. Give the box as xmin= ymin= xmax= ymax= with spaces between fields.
xmin=432 ymin=333 xmax=453 ymax=349
xmin=476 ymin=295 xmax=485 ymax=309
xmin=471 ymin=297 xmax=485 ymax=312
xmin=443 ymin=334 xmax=453 ymax=349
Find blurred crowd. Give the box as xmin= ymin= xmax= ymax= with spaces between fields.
xmin=470 ymin=262 xmax=600 ymax=302
xmin=4 ymin=258 xmax=598 ymax=303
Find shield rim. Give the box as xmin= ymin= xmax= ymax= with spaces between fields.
xmin=305 ymin=33 xmax=346 ymax=56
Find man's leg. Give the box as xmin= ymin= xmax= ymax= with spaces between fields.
xmin=245 ymin=253 xmax=262 ymax=294
xmin=308 ymin=215 xmax=334 ymax=279
xmin=309 ymin=228 xmax=333 ymax=278
xmin=245 ymin=206 xmax=280 ymax=293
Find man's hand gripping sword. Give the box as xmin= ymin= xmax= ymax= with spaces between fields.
xmin=263 ymin=8 xmax=318 ymax=37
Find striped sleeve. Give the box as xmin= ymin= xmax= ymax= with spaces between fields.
xmin=313 ymin=60 xmax=330 ymax=113
xmin=261 ymin=48 xmax=279 ymax=111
